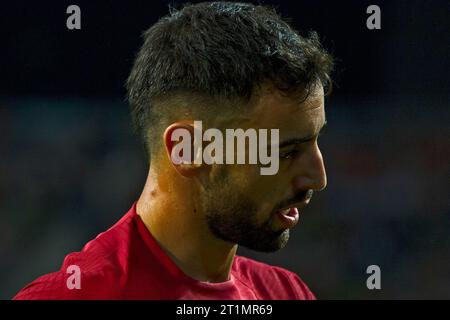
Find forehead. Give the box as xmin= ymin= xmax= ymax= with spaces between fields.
xmin=241 ymin=84 xmax=325 ymax=135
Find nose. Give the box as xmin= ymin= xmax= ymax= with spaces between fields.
xmin=291 ymin=141 xmax=327 ymax=192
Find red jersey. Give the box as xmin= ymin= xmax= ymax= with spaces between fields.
xmin=13 ymin=203 xmax=315 ymax=300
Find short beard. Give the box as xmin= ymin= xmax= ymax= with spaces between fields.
xmin=203 ymin=179 xmax=290 ymax=252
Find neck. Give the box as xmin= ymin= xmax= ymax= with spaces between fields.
xmin=136 ymin=165 xmax=237 ymax=283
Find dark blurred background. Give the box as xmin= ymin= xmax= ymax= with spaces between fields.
xmin=0 ymin=0 xmax=448 ymax=299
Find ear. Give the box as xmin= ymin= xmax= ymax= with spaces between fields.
xmin=163 ymin=122 xmax=205 ymax=178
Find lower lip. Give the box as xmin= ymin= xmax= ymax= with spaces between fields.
xmin=276 ymin=208 xmax=299 ymax=229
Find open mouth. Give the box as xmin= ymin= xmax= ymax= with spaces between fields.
xmin=276 ymin=207 xmax=299 ymax=228
xmin=278 ymin=207 xmax=298 ymax=217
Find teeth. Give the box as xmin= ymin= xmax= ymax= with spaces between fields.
xmin=281 ymin=208 xmax=290 ymax=214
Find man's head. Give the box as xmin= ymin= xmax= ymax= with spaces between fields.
xmin=127 ymin=1 xmax=333 ymax=252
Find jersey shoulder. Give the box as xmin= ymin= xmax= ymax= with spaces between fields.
xmin=13 ymin=248 xmax=124 ymax=300
xmin=13 ymin=214 xmax=135 ymax=300
xmin=233 ymin=255 xmax=316 ymax=300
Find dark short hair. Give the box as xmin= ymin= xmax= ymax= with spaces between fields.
xmin=126 ymin=1 xmax=333 ymax=158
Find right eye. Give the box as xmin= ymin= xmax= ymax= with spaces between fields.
xmin=280 ymin=149 xmax=300 ymax=160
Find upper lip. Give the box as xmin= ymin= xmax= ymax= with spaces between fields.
xmin=278 ymin=198 xmax=312 ymax=212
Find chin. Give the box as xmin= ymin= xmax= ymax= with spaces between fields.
xmin=241 ymin=229 xmax=290 ymax=253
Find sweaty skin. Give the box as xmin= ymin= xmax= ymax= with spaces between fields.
xmin=137 ymin=83 xmax=327 ymax=283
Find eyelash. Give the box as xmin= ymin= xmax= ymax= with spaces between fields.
xmin=280 ymin=149 xmax=301 ymax=160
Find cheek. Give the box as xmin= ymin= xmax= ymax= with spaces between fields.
xmin=225 ymin=165 xmax=288 ymax=218
xmin=248 ymin=175 xmax=288 ymax=220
